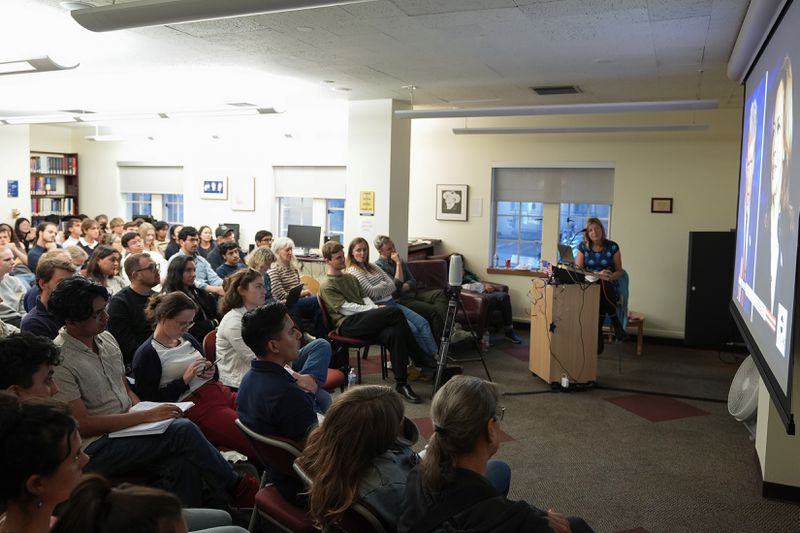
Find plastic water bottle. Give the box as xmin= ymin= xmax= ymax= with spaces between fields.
xmin=481 ymin=332 xmax=491 ymax=351
xmin=493 ymin=253 xmax=499 ymax=268
xmin=347 ymin=368 xmax=358 ymax=388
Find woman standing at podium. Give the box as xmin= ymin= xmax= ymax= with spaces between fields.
xmin=576 ymin=217 xmax=625 ymax=353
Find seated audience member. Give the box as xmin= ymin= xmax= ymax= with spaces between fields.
xmin=346 ymin=237 xmax=440 ymax=366
xmin=374 ymin=235 xmax=449 ymax=341
xmin=576 ymin=217 xmax=626 ymax=353
xmin=85 ymin=245 xmax=128 ymax=295
xmin=78 ymin=218 xmax=100 ymax=257
xmin=65 ymin=243 xmax=88 ymax=269
xmin=102 ymin=232 xmax=124 ymax=254
xmin=198 ymin=225 xmax=216 ymax=259
xmin=237 ymin=302 xmax=329 ymax=504
xmin=461 ymin=262 xmax=522 ymax=344
xmin=162 ymin=255 xmax=219 ymax=342
xmin=164 ymin=224 xmax=183 ymax=260
xmin=123 ymin=221 xmax=141 ymax=234
xmin=215 ymin=241 xmax=246 ymax=278
xmin=269 ymin=237 xmax=327 ymax=339
xmin=95 ymin=213 xmax=110 ymax=232
xmin=0 ymin=224 xmax=33 ymax=287
xmin=245 ymin=245 xmax=277 ymax=304
xmin=108 ymin=253 xmax=161 ymax=367
xmin=206 ymin=225 xmax=236 ymax=271
xmin=49 ymin=277 xmax=257 ymax=508
xmin=154 ymin=220 xmax=171 ymax=255
xmin=133 ymin=292 xmax=254 ymax=457
xmin=23 ymin=249 xmax=73 ymax=313
xmin=0 ymin=245 xmax=27 ymax=328
xmin=319 ymin=241 xmax=426 ymax=403
xmin=52 ymin=475 xmax=248 ymax=533
xmin=217 ymin=270 xmax=332 ymax=411
xmin=61 ymin=218 xmax=83 ymax=248
xmin=0 ymin=318 xmax=19 ymax=337
xmin=168 ymin=226 xmax=224 ymax=296
xmin=14 ymin=218 xmax=35 ymax=253
xmin=138 ymin=222 xmax=169 ymax=283
xmin=398 ymin=376 xmax=593 ymax=533
xmin=108 ymin=216 xmax=125 ymax=236
xmin=254 ymin=230 xmax=273 ymax=248
xmin=122 ymin=231 xmax=145 ymax=259
xmin=0 ymin=394 xmax=90 ymax=533
xmin=27 ymin=222 xmax=60 ymax=273
xmin=20 ymin=258 xmax=76 ymax=339
xmin=0 ymin=332 xmax=61 ymax=398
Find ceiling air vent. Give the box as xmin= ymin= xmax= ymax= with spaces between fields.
xmin=530 ymin=86 xmax=582 ymax=96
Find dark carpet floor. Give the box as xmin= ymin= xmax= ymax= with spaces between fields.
xmin=355 ymin=328 xmax=800 ymax=533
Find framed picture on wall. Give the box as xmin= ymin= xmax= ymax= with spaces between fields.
xmin=231 ymin=176 xmax=256 ymax=211
xmin=200 ymin=177 xmax=228 ymax=200
xmin=436 ymin=184 xmax=468 ymax=221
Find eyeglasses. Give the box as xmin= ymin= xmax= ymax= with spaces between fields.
xmin=134 ymin=263 xmax=160 ymax=273
xmin=493 ymin=406 xmax=506 ymax=422
xmin=89 ymin=308 xmax=109 ymax=321
xmin=174 ymin=320 xmax=195 ymax=330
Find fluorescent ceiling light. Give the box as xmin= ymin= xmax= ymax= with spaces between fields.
xmin=396 ymin=99 xmax=719 ymax=119
xmin=0 ymin=56 xmax=79 ymax=77
xmin=163 ymin=107 xmax=280 ymax=118
xmin=3 ymin=114 xmax=79 ymax=124
xmin=76 ymin=112 xmax=163 ymax=123
xmin=71 ymin=0 xmax=377 ymax=32
xmin=453 ymin=124 xmax=710 ymax=135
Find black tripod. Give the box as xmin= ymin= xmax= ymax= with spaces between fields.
xmin=433 ymin=285 xmax=493 ymax=394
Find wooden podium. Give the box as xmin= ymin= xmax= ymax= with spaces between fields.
xmin=529 ymin=279 xmax=600 ymax=384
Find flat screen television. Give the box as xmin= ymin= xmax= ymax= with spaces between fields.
xmin=288 ymin=224 xmax=321 ymax=253
xmin=731 ymin=0 xmax=799 ymax=434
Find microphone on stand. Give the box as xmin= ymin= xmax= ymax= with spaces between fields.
xmin=448 ymin=254 xmax=463 ymax=287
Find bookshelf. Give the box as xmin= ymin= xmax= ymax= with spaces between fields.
xmin=29 ymin=151 xmax=79 ymax=225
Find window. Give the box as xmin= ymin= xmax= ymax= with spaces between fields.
xmin=125 ymin=193 xmax=152 ymax=220
xmin=278 ymin=197 xmax=314 ymax=236
xmin=494 ymin=201 xmax=544 ymax=268
xmin=163 ymin=194 xmax=184 ymax=226
xmin=559 ymin=203 xmax=611 ymax=256
xmin=326 ymin=198 xmax=345 ymax=241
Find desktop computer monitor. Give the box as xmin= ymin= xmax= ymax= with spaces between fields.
xmin=288 ymin=224 xmax=322 ymax=253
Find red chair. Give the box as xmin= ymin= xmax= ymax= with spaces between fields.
xmin=202 ymin=329 xmax=217 ymax=363
xmin=234 ymin=419 xmax=316 ymax=533
xmin=316 ymin=295 xmax=388 ymax=384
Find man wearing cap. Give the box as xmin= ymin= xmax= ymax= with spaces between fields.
xmin=206 ymin=225 xmax=236 ymax=271
xmin=167 ymin=226 xmax=224 ymax=296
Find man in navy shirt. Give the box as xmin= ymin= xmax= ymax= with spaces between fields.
xmin=214 ymin=242 xmax=246 ymax=279
xmin=20 ymin=257 xmax=75 ymax=339
xmin=27 ymin=222 xmax=60 ymax=273
xmin=237 ymin=302 xmax=328 ymax=505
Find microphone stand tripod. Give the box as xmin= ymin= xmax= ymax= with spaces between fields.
xmin=433 ymin=284 xmax=493 ymax=394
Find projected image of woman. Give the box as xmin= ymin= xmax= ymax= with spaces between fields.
xmin=766 ymin=56 xmax=793 ymax=337
xmin=738 ymin=99 xmax=760 ymax=312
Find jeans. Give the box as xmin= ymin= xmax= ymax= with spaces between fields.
xmin=84 ymin=418 xmax=238 ymax=508
xmin=291 ymin=338 xmax=333 ymax=412
xmin=386 ymin=300 xmax=438 ymax=360
xmin=292 ymin=295 xmax=328 ymax=340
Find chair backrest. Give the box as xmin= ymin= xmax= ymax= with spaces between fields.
xmin=316 ymin=294 xmax=334 ymax=332
xmin=202 ymin=329 xmax=217 ymax=363
xmin=300 ymin=275 xmax=321 ymax=295
xmin=292 ymin=459 xmax=388 ymax=533
xmin=234 ymin=419 xmax=303 ymax=476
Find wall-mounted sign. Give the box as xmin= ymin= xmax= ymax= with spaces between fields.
xmin=359 ymin=191 xmax=375 ymax=216
xmin=7 ymin=180 xmax=18 ymax=198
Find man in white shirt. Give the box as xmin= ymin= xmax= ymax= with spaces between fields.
xmin=61 ymin=218 xmax=82 ymax=248
xmin=168 ymin=226 xmax=224 ymax=296
xmin=0 ymin=245 xmax=28 ymax=328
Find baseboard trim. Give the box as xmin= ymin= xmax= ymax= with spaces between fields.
xmin=753 ymin=450 xmax=800 ymax=503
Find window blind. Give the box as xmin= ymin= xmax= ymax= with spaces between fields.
xmin=273 ymin=166 xmax=346 ymax=198
xmin=493 ymin=167 xmax=614 ymax=204
xmin=118 ymin=163 xmax=183 ymax=194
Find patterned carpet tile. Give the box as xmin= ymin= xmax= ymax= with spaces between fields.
xmin=500 ymin=344 xmax=530 ymax=362
xmin=614 ymin=528 xmax=651 ymax=533
xmin=605 ymin=394 xmax=710 ymax=422
xmin=413 ymin=417 xmax=516 ymax=443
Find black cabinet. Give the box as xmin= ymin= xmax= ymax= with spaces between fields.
xmin=685 ymin=231 xmax=740 ymax=347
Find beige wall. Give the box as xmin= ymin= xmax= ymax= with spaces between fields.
xmin=407 ymin=109 xmax=743 ymax=338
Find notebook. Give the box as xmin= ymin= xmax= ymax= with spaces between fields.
xmin=108 ymin=401 xmax=194 ymax=438
xmin=285 ymin=284 xmax=304 ymax=307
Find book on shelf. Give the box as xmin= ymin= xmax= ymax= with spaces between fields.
xmin=30 ymin=154 xmax=77 ymax=175
xmin=108 ymin=401 xmax=194 ymax=438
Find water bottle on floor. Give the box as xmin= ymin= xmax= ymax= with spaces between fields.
xmin=347 ymin=368 xmax=358 ymax=388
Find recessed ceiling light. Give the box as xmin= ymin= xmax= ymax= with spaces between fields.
xmin=322 ymin=80 xmax=335 ymax=84
xmin=297 ymin=26 xmax=314 ymax=32
xmin=332 ymin=87 xmax=351 ymax=92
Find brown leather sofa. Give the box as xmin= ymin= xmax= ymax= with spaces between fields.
xmin=407 ymin=257 xmax=509 ymax=338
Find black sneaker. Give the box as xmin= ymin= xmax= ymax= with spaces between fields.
xmin=504 ymin=329 xmax=523 ymax=344
xmin=396 ymin=383 xmax=422 ymax=403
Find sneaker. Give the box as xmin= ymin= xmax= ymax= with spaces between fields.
xmin=396 ymin=382 xmax=422 ymax=403
xmin=451 ymin=329 xmax=472 ymax=343
xmin=504 ymin=329 xmax=523 ymax=344
xmin=230 ymin=473 xmax=259 ymax=509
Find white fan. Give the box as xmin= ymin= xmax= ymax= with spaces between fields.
xmin=728 ymin=355 xmax=760 ymax=439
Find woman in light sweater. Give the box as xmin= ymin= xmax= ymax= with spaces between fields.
xmin=269 ymin=237 xmax=327 ymax=339
xmin=215 ymin=268 xmax=266 ymax=389
xmin=132 ymin=291 xmax=253 ymax=458
xmin=346 ymin=237 xmax=439 ymax=361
